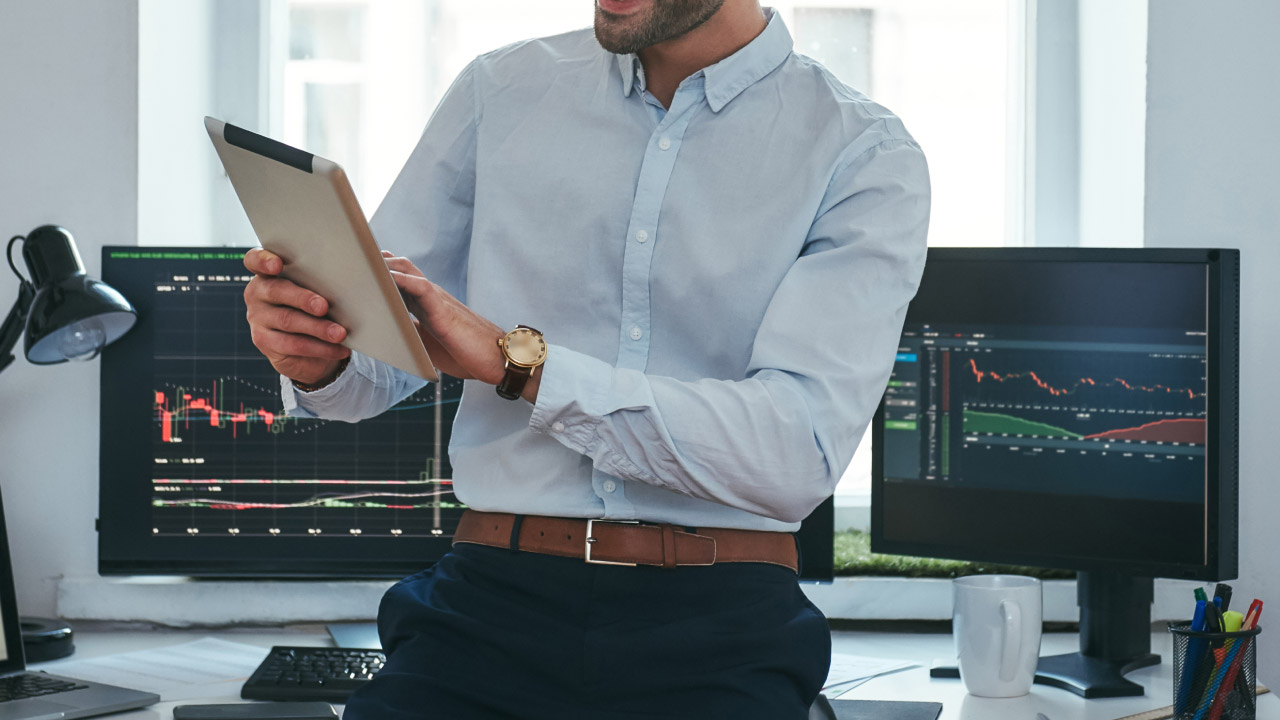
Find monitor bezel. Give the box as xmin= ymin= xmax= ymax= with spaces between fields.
xmin=870 ymin=247 xmax=1239 ymax=582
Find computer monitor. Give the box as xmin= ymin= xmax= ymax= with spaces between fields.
xmin=871 ymin=247 xmax=1239 ymax=698
xmin=98 ymin=248 xmax=833 ymax=579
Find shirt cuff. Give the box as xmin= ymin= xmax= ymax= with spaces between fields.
xmin=528 ymin=343 xmax=612 ymax=452
xmin=280 ymin=353 xmax=361 ymax=418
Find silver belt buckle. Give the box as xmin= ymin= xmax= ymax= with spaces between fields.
xmin=585 ymin=519 xmax=640 ymax=566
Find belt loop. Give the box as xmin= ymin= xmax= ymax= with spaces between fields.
xmin=792 ymin=532 xmax=803 ymax=576
xmin=508 ymin=514 xmax=525 ymax=553
xmin=661 ymin=524 xmax=677 ymax=569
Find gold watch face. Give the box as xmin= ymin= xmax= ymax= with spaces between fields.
xmin=502 ymin=327 xmax=547 ymax=368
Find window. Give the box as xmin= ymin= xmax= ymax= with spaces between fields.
xmin=279 ymin=1 xmax=1020 ymax=252
xmin=279 ymin=0 xmax=593 ymax=211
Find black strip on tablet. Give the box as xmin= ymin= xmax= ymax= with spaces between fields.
xmin=223 ymin=122 xmax=314 ymax=174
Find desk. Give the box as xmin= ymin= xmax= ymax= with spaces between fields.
xmin=29 ymin=624 xmax=1280 ymax=719
xmin=833 ymin=628 xmax=1280 ymax=720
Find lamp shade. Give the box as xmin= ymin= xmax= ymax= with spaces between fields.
xmin=19 ymin=226 xmax=136 ymax=364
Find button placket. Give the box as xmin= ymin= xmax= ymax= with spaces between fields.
xmin=616 ymin=96 xmax=698 ymax=372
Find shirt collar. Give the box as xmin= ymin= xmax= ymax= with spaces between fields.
xmin=618 ymin=53 xmax=642 ymax=97
xmin=616 ymin=7 xmax=793 ymax=112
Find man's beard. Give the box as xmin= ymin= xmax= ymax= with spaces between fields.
xmin=594 ymin=0 xmax=727 ymax=54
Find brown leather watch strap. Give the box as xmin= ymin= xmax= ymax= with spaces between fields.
xmin=453 ymin=510 xmax=798 ymax=573
xmin=495 ymin=363 xmax=532 ymax=400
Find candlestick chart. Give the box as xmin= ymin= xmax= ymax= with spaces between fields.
xmin=145 ymin=266 xmax=465 ymax=539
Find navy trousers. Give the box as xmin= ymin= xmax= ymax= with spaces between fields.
xmin=343 ymin=542 xmax=831 ymax=719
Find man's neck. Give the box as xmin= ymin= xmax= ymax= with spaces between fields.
xmin=637 ymin=0 xmax=767 ymax=108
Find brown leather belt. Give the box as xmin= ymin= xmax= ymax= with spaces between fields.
xmin=453 ymin=510 xmax=799 ymax=573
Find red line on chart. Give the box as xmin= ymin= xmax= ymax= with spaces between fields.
xmin=967 ymin=358 xmax=1202 ymax=399
xmin=1083 ymin=417 xmax=1206 ymax=444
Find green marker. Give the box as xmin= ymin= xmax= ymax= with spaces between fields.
xmin=1195 ymin=587 xmax=1209 ymax=604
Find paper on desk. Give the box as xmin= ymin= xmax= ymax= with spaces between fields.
xmin=46 ymin=637 xmax=269 ymax=701
xmin=823 ymin=653 xmax=918 ymax=694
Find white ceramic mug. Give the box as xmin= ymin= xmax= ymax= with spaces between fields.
xmin=953 ymin=574 xmax=1042 ymax=697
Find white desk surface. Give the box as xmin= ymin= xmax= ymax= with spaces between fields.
xmin=27 ymin=624 xmax=1280 ymax=719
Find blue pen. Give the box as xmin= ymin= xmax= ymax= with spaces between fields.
xmin=1193 ymin=636 xmax=1244 ymax=720
xmin=1177 ymin=600 xmax=1209 ymax=714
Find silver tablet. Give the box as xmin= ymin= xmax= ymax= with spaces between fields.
xmin=205 ymin=116 xmax=437 ymax=381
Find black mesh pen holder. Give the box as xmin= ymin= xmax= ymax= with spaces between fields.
xmin=1169 ymin=621 xmax=1262 ymax=720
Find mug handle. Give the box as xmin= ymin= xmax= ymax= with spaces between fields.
xmin=999 ymin=599 xmax=1022 ymax=683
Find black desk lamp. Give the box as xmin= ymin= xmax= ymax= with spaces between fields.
xmin=1 ymin=226 xmax=136 ymax=374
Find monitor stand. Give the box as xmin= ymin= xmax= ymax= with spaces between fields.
xmin=930 ymin=572 xmax=1160 ymax=698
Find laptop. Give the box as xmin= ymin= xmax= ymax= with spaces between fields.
xmin=0 ymin=488 xmax=159 ymax=719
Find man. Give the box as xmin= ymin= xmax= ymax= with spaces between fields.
xmin=243 ymin=0 xmax=929 ymax=716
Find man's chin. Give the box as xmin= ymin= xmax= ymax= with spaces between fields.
xmin=595 ymin=11 xmax=647 ymax=55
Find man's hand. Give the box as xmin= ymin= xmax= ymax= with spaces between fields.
xmin=243 ymin=248 xmax=350 ymax=386
xmin=383 ymin=252 xmax=542 ymax=402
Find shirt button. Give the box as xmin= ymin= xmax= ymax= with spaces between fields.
xmin=629 ymin=327 xmax=643 ymax=341
xmin=603 ymin=480 xmax=618 ymax=493
xmin=636 ymin=229 xmax=649 ymax=243
xmin=658 ymin=136 xmax=672 ymax=151
xmin=551 ymin=421 xmax=565 ymax=434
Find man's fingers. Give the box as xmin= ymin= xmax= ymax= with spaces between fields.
xmin=390 ymin=271 xmax=440 ymax=327
xmin=264 ymin=306 xmax=346 ymax=342
xmin=252 ymin=326 xmax=351 ymax=360
xmin=244 ymin=248 xmax=283 ymax=276
xmin=251 ymin=276 xmax=330 ymax=316
xmin=390 ymin=269 xmax=434 ymax=295
xmin=384 ymin=256 xmax=426 ymax=278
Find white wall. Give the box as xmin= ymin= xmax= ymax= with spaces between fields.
xmin=1077 ymin=0 xmax=1146 ymax=248
xmin=0 ymin=0 xmax=140 ymax=616
xmin=138 ymin=0 xmax=215 ymax=246
xmin=1145 ymin=0 xmax=1280 ymax=688
xmin=137 ymin=0 xmax=267 ymax=248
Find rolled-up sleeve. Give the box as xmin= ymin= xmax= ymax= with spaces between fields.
xmin=529 ymin=138 xmax=930 ymax=523
xmin=283 ymin=60 xmax=480 ymax=421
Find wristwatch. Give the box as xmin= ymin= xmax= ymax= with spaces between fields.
xmin=291 ymin=356 xmax=350 ymax=393
xmin=496 ymin=325 xmax=547 ymax=400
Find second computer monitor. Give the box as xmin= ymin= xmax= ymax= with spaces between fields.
xmin=872 ymin=248 xmax=1239 ymax=581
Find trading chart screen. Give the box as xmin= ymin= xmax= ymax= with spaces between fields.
xmin=882 ymin=322 xmax=1206 ymax=504
xmin=874 ymin=251 xmax=1237 ymax=576
xmin=99 ymin=248 xmax=464 ymax=576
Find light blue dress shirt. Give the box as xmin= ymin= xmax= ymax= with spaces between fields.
xmin=282 ymin=10 xmax=930 ymax=532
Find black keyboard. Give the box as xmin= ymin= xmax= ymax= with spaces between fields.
xmin=0 ymin=672 xmax=88 ymax=702
xmin=241 ymin=646 xmax=385 ymax=702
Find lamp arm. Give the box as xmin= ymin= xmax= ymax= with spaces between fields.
xmin=0 ymin=281 xmax=35 ymax=375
